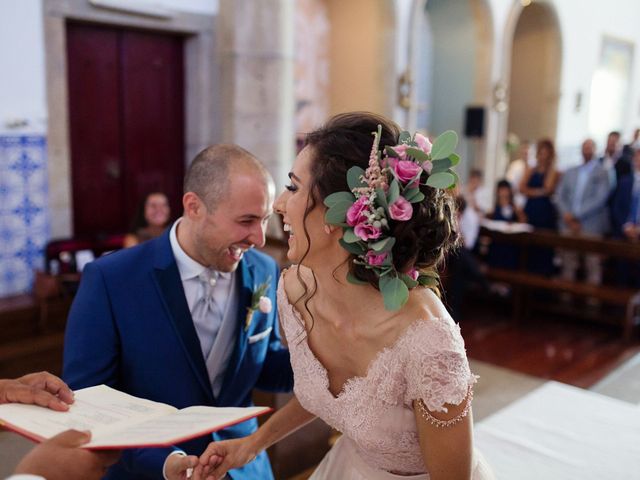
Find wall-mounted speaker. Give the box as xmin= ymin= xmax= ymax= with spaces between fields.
xmin=464 ymin=106 xmax=485 ymax=137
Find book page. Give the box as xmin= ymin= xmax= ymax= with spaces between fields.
xmin=0 ymin=385 xmax=176 ymax=440
xmin=87 ymin=405 xmax=270 ymax=448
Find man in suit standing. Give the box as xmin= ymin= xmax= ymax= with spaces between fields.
xmin=63 ymin=145 xmax=293 ymax=479
xmin=557 ymin=139 xmax=611 ymax=286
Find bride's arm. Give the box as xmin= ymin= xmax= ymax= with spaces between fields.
xmin=413 ymin=395 xmax=474 ymax=480
xmin=195 ymin=396 xmax=316 ymax=479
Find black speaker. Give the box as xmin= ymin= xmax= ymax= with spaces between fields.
xmin=464 ymin=106 xmax=485 ymax=137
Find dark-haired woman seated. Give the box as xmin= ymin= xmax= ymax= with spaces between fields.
xmin=196 ymin=112 xmax=494 ymax=480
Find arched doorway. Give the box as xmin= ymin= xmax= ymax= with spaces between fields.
xmin=412 ymin=0 xmax=493 ymax=179
xmin=507 ymin=3 xmax=562 ymax=150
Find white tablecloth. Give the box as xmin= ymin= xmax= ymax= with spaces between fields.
xmin=475 ymin=381 xmax=640 ymax=479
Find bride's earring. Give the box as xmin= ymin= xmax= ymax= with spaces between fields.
xmin=324 ymin=224 xmax=332 ymax=235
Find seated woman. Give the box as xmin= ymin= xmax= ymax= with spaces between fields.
xmin=193 ymin=112 xmax=494 ymax=480
xmin=123 ymin=192 xmax=171 ymax=248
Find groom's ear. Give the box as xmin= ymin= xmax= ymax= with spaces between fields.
xmin=183 ymin=192 xmax=204 ymax=219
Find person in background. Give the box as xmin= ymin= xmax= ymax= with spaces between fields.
xmin=463 ymin=169 xmax=491 ymax=215
xmin=486 ymin=180 xmax=526 ymax=271
xmin=489 ymin=180 xmax=527 ymax=224
xmin=620 ymin=149 xmax=640 ymax=241
xmin=600 ymin=131 xmax=631 ymax=186
xmin=521 ymin=138 xmax=560 ymax=230
xmin=556 ymin=139 xmax=610 ymax=288
xmin=1 ymin=372 xmax=119 ymax=480
xmin=520 ymin=138 xmax=560 ymax=275
xmin=505 ymin=139 xmax=530 ymax=208
xmin=123 ymin=191 xmax=172 ymax=248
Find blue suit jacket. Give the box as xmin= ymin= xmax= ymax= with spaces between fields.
xmin=63 ymin=230 xmax=293 ymax=479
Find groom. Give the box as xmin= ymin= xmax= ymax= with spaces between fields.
xmin=63 ymin=145 xmax=293 ymax=479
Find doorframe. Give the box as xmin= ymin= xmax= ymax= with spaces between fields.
xmin=43 ymin=0 xmax=218 ymax=237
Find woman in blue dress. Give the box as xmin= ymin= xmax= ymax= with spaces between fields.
xmin=520 ymin=139 xmax=560 ymax=274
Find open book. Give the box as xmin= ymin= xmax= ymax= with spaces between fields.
xmin=0 ymin=384 xmax=271 ymax=449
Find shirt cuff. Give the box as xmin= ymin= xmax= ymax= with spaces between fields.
xmin=6 ymin=475 xmax=46 ymax=480
xmin=162 ymin=450 xmax=187 ymax=480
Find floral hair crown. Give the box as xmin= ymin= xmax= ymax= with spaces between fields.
xmin=323 ymin=126 xmax=460 ymax=311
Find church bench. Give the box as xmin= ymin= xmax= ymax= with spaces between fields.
xmin=479 ymin=227 xmax=640 ymax=339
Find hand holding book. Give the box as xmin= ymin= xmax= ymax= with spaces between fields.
xmin=0 ymin=384 xmax=271 ymax=449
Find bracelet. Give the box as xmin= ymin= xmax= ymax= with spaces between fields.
xmin=416 ymin=386 xmax=473 ymax=428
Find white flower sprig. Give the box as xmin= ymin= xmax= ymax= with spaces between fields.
xmin=245 ymin=277 xmax=272 ymax=331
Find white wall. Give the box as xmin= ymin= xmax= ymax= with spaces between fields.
xmin=0 ymin=0 xmax=46 ymax=135
xmin=551 ymin=0 xmax=640 ymax=168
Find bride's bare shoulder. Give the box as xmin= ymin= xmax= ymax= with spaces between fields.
xmin=282 ymin=264 xmax=314 ymax=305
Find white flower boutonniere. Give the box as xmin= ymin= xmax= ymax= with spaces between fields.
xmin=245 ymin=277 xmax=272 ymax=331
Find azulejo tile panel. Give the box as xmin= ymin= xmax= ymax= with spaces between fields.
xmin=0 ymin=135 xmax=50 ymax=298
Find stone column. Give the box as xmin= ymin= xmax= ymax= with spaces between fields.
xmin=217 ymin=0 xmax=295 ymax=192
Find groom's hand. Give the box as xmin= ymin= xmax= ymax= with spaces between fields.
xmin=165 ymin=452 xmax=199 ymax=480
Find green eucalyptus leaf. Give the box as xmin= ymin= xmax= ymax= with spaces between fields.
xmin=405 ymin=147 xmax=430 ymax=163
xmin=324 ymin=191 xmax=355 ymax=208
xmin=388 ymin=179 xmax=400 ymax=204
xmin=342 ymin=228 xmax=360 ymax=244
xmin=431 ymin=158 xmax=453 ymax=174
xmin=426 ymin=172 xmax=456 ymax=189
xmin=430 ymin=130 xmax=458 ymax=160
xmin=347 ymin=272 xmax=368 ymax=285
xmin=379 ymin=275 xmax=409 ymax=311
xmin=385 ymin=146 xmax=399 ymax=158
xmin=339 ymin=238 xmax=366 ymax=255
xmin=408 ymin=191 xmax=425 ymax=203
xmin=418 ymin=275 xmax=439 ymax=287
xmin=376 ymin=187 xmax=388 ymax=209
xmin=450 ymin=170 xmax=460 ymax=188
xmin=448 ymin=153 xmax=460 ymax=166
xmin=399 ymin=131 xmax=412 ymax=144
xmin=324 ymin=201 xmax=352 ymax=225
xmin=400 ymin=273 xmax=419 ymax=289
xmin=370 ymin=236 xmax=396 ymax=253
xmin=347 ymin=166 xmax=366 ymax=190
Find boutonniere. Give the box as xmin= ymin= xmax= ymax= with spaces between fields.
xmin=245 ymin=277 xmax=272 ymax=331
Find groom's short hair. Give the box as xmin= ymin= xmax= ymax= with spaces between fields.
xmin=184 ymin=144 xmax=268 ymax=211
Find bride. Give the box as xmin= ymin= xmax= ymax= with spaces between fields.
xmin=194 ymin=112 xmax=494 ymax=479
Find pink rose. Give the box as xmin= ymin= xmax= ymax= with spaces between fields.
xmin=407 ymin=268 xmax=419 ymax=281
xmin=354 ymin=222 xmax=382 ymax=241
xmin=392 ymin=144 xmax=409 ymax=161
xmin=389 ymin=159 xmax=422 ymax=184
xmin=389 ymin=196 xmax=413 ymax=221
xmin=366 ymin=250 xmax=388 ymax=266
xmin=414 ymin=133 xmax=432 ymax=154
xmin=346 ymin=197 xmax=369 ymax=226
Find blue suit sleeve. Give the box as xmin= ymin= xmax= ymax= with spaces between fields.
xmin=63 ymin=261 xmax=120 ymax=389
xmin=62 ymin=261 xmax=174 ymax=479
xmin=254 ymin=262 xmax=294 ymax=393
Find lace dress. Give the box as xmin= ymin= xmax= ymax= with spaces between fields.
xmin=277 ymin=278 xmax=494 ymax=479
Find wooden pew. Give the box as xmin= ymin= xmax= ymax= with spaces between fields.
xmin=479 ymin=227 xmax=640 ymax=339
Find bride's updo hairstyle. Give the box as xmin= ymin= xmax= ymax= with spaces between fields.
xmin=303 ymin=112 xmax=460 ymax=290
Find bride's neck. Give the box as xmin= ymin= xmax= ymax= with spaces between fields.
xmin=301 ymin=257 xmax=387 ymax=324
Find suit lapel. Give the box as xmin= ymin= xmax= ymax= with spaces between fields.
xmin=218 ymin=257 xmax=255 ymax=404
xmin=152 ymin=232 xmax=214 ymax=404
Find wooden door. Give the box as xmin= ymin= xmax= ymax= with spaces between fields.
xmin=66 ymin=23 xmax=184 ymax=238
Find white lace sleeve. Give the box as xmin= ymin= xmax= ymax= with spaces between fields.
xmin=404 ymin=318 xmax=477 ymax=415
